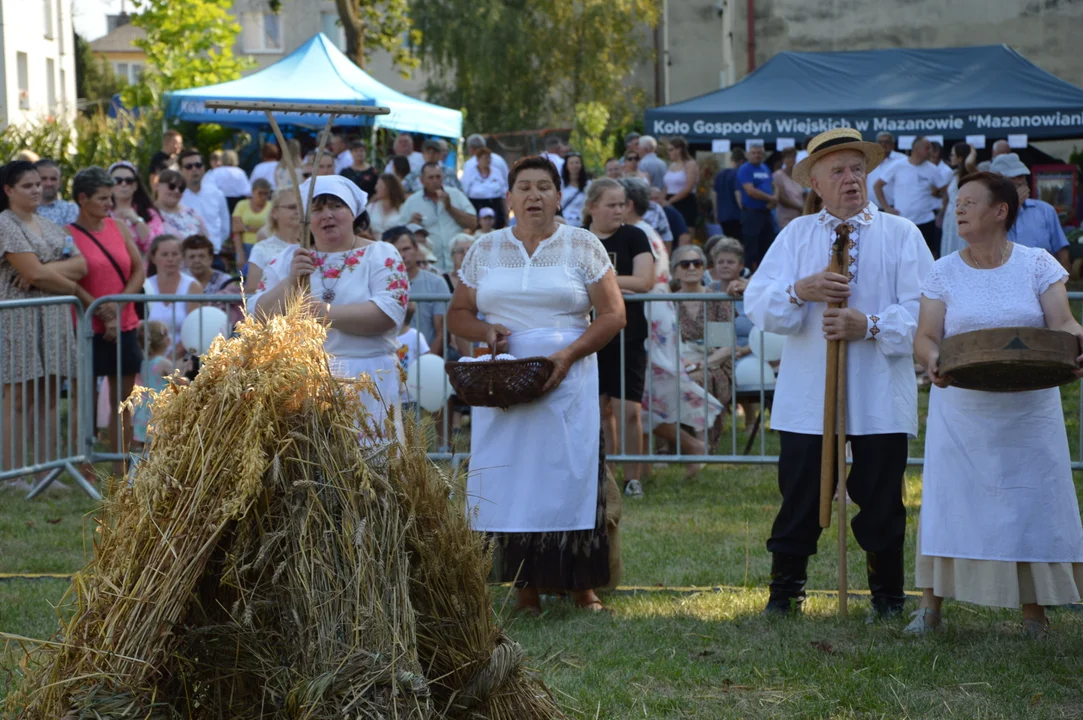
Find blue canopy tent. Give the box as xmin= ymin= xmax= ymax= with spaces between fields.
xmin=166 ymin=33 xmax=462 ymax=139
xmin=645 ymin=45 xmax=1083 ymax=144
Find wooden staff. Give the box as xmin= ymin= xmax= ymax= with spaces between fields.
xmin=819 ymin=224 xmax=853 ymax=616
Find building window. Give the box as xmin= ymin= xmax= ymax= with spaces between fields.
xmin=57 ymin=0 xmax=65 ymax=53
xmin=113 ymin=62 xmax=143 ymax=85
xmin=43 ymin=0 xmax=54 ymax=39
xmin=321 ymin=11 xmax=345 ymax=51
xmin=46 ymin=59 xmax=56 ymax=112
xmin=17 ymin=52 xmax=29 ymax=110
xmin=241 ymin=12 xmax=283 ymax=53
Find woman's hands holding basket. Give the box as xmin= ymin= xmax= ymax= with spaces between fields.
xmin=485 ymin=323 xmax=512 ymax=355
xmin=541 ymin=351 xmax=572 ymax=394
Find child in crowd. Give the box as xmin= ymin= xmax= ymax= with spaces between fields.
xmin=131 ymin=320 xmax=175 ymax=452
xmin=397 ymin=302 xmax=429 ymax=407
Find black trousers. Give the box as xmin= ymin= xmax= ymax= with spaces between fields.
xmin=768 ymin=432 xmax=908 ymax=557
xmin=916 ymin=219 xmax=940 ymax=259
xmin=721 ymin=219 xmax=742 ymax=240
xmin=741 ymin=208 xmax=777 ymax=267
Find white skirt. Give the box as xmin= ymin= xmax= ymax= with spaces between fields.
xmin=467 ymin=327 xmax=601 ymax=533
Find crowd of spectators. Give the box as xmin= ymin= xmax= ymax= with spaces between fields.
xmin=0 ymin=127 xmax=1071 ymax=487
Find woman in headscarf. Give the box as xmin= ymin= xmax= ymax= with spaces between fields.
xmin=250 ymin=175 xmax=409 ymax=429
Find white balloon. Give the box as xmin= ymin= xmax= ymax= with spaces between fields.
xmin=180 ymin=307 xmax=229 ymax=356
xmin=748 ymin=326 xmax=785 ymax=362
xmin=406 ymin=354 xmax=451 ymax=412
xmin=734 ymin=355 xmax=776 ymax=389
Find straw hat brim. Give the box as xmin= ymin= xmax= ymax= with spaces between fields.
xmin=792 ymin=140 xmax=885 ymax=188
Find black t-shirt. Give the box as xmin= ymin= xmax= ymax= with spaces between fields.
xmin=341 ymin=166 xmax=379 ymax=196
xmin=598 ymin=224 xmax=653 ymax=344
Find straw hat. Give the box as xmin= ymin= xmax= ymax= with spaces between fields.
xmin=792 ymin=128 xmax=885 ymax=188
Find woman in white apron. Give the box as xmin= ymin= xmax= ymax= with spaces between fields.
xmin=912 ymin=172 xmax=1083 ymax=637
xmin=249 ymin=175 xmax=408 ymax=434
xmin=447 ymin=156 xmax=625 ymax=615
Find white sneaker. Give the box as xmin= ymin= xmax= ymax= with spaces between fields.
xmin=623 ymin=479 xmax=644 ymax=498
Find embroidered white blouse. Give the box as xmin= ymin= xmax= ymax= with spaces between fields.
xmin=743 ymin=203 xmax=934 ymax=436
xmin=459 ymin=224 xmax=612 ymax=332
xmin=248 ymin=241 xmax=409 ymax=359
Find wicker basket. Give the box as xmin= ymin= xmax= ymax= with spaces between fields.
xmin=445 ymin=356 xmax=555 ymax=409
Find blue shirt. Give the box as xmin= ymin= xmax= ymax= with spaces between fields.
xmin=713 ymin=167 xmax=741 ymax=223
xmin=1009 ymin=199 xmax=1068 ymax=256
xmin=736 ymin=162 xmax=773 ymax=210
xmin=663 ymin=204 xmax=688 ymax=239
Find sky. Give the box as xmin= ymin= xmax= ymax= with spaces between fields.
xmin=72 ymin=0 xmax=128 ymax=41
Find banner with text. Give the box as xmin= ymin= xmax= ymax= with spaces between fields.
xmin=642 ymin=110 xmax=1083 ymax=144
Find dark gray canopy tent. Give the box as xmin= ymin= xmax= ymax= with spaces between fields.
xmin=645 ymin=45 xmax=1083 ymax=145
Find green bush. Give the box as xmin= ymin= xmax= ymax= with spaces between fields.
xmin=0 ymin=109 xmax=164 ymax=186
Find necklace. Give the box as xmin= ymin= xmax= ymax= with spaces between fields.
xmin=968 ymin=242 xmax=1009 ymax=270
xmin=313 ymin=241 xmax=360 ymax=302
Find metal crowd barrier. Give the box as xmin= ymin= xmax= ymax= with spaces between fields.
xmin=4 ymin=288 xmax=1082 ymax=501
xmin=0 ymin=296 xmax=95 ymax=498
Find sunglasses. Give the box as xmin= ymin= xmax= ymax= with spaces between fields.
xmin=302 ymin=171 xmax=312 ymax=179
xmin=165 ymin=182 xmax=185 ymax=192
xmin=677 ymin=259 xmax=704 ymax=269
xmin=112 ymin=175 xmax=138 ymax=185
xmin=182 ymin=162 xmax=203 ymax=170
xmin=626 ymin=155 xmax=640 ymax=161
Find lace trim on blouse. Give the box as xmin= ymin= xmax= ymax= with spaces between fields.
xmin=459 ymin=225 xmax=612 ymax=289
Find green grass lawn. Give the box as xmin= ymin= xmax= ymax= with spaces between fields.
xmin=5 ymin=387 xmax=1083 ymax=718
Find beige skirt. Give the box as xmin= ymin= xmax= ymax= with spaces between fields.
xmin=915 ymin=521 xmax=1083 ymax=608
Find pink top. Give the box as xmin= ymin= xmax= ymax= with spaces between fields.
xmin=773 ymin=169 xmax=805 ymax=230
xmin=70 ymin=218 xmax=140 ymax=334
xmin=111 ymin=206 xmax=165 ymax=255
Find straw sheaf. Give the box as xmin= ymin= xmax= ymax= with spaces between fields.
xmin=4 ymin=297 xmax=564 ymax=719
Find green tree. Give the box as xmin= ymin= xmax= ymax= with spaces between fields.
xmin=411 ymin=0 xmax=658 ymax=133
xmin=333 ymin=0 xmax=420 ymax=74
xmin=569 ymin=102 xmax=610 ymax=175
xmin=123 ymin=0 xmax=252 ymax=108
xmin=74 ymin=32 xmax=125 ymax=116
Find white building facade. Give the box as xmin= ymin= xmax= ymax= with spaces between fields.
xmin=0 ymin=0 xmax=76 ymax=127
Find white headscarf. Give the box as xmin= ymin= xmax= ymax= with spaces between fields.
xmin=299 ymin=175 xmax=368 ymax=217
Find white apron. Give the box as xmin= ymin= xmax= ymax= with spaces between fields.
xmin=467 ymin=327 xmax=600 ymax=533
xmin=331 ymin=353 xmax=403 ymax=442
xmin=921 ymin=385 xmax=1083 ymax=563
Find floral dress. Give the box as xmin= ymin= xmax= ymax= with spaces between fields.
xmin=0 ymin=210 xmax=79 ymax=382
xmin=636 ymin=221 xmax=724 ymax=435
xmin=158 ymin=205 xmax=208 ymax=240
xmin=678 ymin=300 xmax=734 ymax=446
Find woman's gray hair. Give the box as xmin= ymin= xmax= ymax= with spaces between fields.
xmin=707 ymin=235 xmax=744 ymax=262
xmin=451 ymin=232 xmax=474 ymax=251
xmin=669 ymin=243 xmax=709 ymax=292
xmin=619 ymin=177 xmax=651 ymax=218
xmin=71 ymin=166 xmax=116 ymax=205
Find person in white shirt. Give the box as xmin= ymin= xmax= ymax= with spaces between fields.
xmin=327 ymin=133 xmax=352 ymax=173
xmin=745 ymin=127 xmax=934 ymax=620
xmin=864 ymin=132 xmax=907 ymax=208
xmin=249 ymin=143 xmax=280 ymax=190
xmin=383 ymin=133 xmax=425 ymax=176
xmin=400 ymin=162 xmax=478 ymax=273
xmin=874 ymin=136 xmax=944 ymax=257
xmin=202 ymin=149 xmax=251 ymax=207
xmin=463 ymin=134 xmax=509 ymax=182
xmin=461 ymin=147 xmax=509 ymax=228
xmin=540 ymin=135 xmax=566 ymax=181
xmin=177 ymin=150 xmax=235 ymax=264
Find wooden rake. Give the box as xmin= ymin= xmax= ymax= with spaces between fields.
xmin=203 ymin=100 xmax=390 ymax=287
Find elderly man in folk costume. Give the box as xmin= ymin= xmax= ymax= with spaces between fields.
xmin=745 ymin=128 xmax=935 ymax=619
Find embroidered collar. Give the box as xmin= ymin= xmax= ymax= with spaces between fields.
xmin=816 ymin=203 xmax=877 ymax=228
